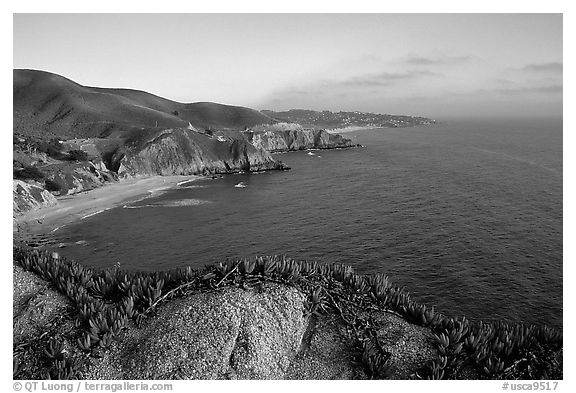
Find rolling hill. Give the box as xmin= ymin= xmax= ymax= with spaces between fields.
xmin=13 ymin=69 xmax=276 ymax=139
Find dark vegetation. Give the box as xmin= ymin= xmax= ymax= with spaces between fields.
xmin=13 ymin=131 xmax=123 ymax=199
xmin=36 ymin=138 xmax=66 ymax=159
xmin=13 ymin=248 xmax=562 ymax=380
xmin=13 ymin=165 xmax=45 ymax=181
xmin=13 ymin=135 xmax=67 ymax=167
xmin=44 ymin=179 xmax=62 ymax=192
xmin=66 ymin=150 xmax=89 ymax=162
xmin=13 ymin=136 xmax=65 ymax=182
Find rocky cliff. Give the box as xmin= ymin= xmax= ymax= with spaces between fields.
xmin=13 ymin=180 xmax=58 ymax=217
xmin=243 ymin=129 xmax=358 ymax=153
xmin=114 ymin=128 xmax=286 ymax=177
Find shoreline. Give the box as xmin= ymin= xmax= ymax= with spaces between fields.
xmin=325 ymin=126 xmax=385 ymax=134
xmin=325 ymin=124 xmax=436 ymax=134
xmin=14 ymin=174 xmax=202 ymax=239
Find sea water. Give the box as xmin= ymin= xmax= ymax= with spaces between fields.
xmin=51 ymin=117 xmax=563 ymax=328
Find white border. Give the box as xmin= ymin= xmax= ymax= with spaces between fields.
xmin=3 ymin=2 xmax=572 ymax=391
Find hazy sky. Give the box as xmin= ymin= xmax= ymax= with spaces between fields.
xmin=13 ymin=14 xmax=562 ymax=119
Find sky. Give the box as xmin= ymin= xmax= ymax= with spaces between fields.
xmin=13 ymin=13 xmax=562 ymax=119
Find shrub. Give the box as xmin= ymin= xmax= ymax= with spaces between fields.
xmin=14 ymin=165 xmax=45 ymax=181
xmin=37 ymin=138 xmax=65 ymax=159
xmin=67 ymin=150 xmax=89 ymax=162
xmin=45 ymin=179 xmax=62 ymax=192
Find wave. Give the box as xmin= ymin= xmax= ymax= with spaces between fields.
xmin=161 ymin=199 xmax=211 ymax=207
xmin=123 ymin=198 xmax=211 ymax=209
xmin=80 ymin=208 xmax=111 ymax=220
xmin=177 ymin=179 xmax=201 ymax=187
xmin=179 ymin=184 xmax=207 ymax=189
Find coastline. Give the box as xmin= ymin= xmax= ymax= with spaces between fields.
xmin=14 ymin=175 xmax=202 ymax=239
xmin=325 ymin=126 xmax=384 ymax=134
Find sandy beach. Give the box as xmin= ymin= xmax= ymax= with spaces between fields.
xmin=14 ymin=175 xmax=201 ymax=238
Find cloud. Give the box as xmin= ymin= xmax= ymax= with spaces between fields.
xmin=330 ymin=69 xmax=443 ymax=88
xmin=262 ymin=68 xmax=445 ymax=109
xmin=494 ymin=84 xmax=563 ymax=94
xmin=523 ymin=62 xmax=563 ymax=72
xmin=494 ymin=78 xmax=517 ymax=86
xmin=402 ymin=55 xmax=471 ymax=66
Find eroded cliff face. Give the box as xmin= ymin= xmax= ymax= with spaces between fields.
xmin=115 ymin=128 xmax=286 ymax=177
xmin=13 ymin=180 xmax=58 ymax=216
xmin=13 ymin=160 xmax=119 ymax=218
xmin=47 ymin=162 xmax=118 ymax=195
xmin=243 ymin=129 xmax=358 ymax=152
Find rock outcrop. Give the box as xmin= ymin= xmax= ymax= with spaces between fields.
xmin=45 ymin=161 xmax=118 ymax=195
xmin=115 ymin=128 xmax=286 ymax=177
xmin=86 ymin=284 xmax=310 ymax=379
xmin=12 ymin=263 xmax=436 ymax=380
xmin=243 ymin=129 xmax=358 ymax=152
xmin=21 ymin=281 xmax=432 ymax=380
xmin=13 ymin=180 xmax=58 ymax=216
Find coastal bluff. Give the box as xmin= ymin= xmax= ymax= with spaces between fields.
xmin=112 ymin=128 xmax=286 ymax=177
xmin=243 ymin=128 xmax=359 ymax=152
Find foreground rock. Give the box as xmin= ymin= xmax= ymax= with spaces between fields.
xmin=13 ymin=269 xmax=436 ymax=380
xmin=13 ymin=265 xmax=76 ymax=378
xmin=85 ymin=283 xmax=435 ymax=379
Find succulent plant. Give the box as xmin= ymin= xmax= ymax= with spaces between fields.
xmin=13 ymin=356 xmax=23 ymax=379
xmin=360 ymin=339 xmax=392 ymax=379
xmin=43 ymin=338 xmax=65 ymax=361
xmin=77 ymin=333 xmax=93 ymax=352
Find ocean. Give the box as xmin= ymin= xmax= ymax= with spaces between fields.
xmin=50 ymin=118 xmax=563 ymax=329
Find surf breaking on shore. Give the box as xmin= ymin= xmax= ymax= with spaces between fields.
xmin=14 ymin=175 xmax=201 ymax=238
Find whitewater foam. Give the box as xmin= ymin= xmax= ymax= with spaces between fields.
xmin=123 ymin=198 xmax=211 ymax=208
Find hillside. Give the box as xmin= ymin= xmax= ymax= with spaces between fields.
xmin=13 ymin=69 xmax=275 ymax=139
xmin=262 ymin=109 xmax=436 ymax=129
